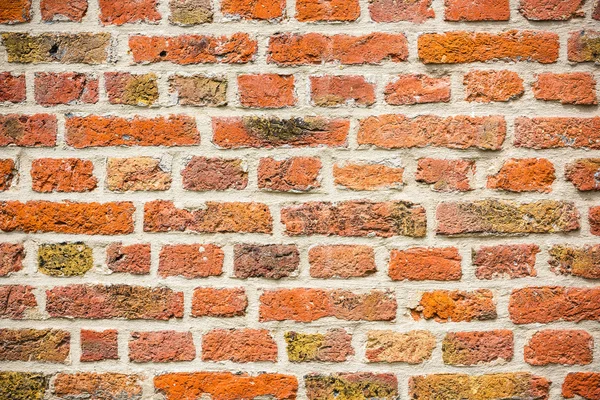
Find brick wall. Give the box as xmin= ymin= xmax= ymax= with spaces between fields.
xmin=0 ymin=0 xmax=599 ymax=399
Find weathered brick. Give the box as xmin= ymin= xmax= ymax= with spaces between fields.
xmin=437 ymin=200 xmax=579 ymax=235
xmin=99 ymin=0 xmax=160 ymax=25
xmin=445 ymin=0 xmax=509 ymax=20
xmin=169 ymin=74 xmax=227 ymax=106
xmin=590 ymin=206 xmax=600 ymax=236
xmin=568 ymin=30 xmax=600 ymax=63
xmin=310 ymin=75 xmax=375 ymax=107
xmin=566 ymin=159 xmax=600 ymax=191
xmin=533 ymin=72 xmax=597 ymax=105
xmin=296 ymin=0 xmax=359 ymax=21
xmin=509 ymin=287 xmax=600 ymax=323
xmin=442 ymin=330 xmax=513 ymax=365
xmin=416 ymin=158 xmax=475 ymax=192
xmin=389 ymin=247 xmax=462 ymax=281
xmin=549 ymin=245 xmax=600 ymax=279
xmin=192 ymin=287 xmax=248 ymax=317
xmin=385 ymin=74 xmax=450 ymax=105
xmin=182 ymin=156 xmax=247 ymax=191
xmin=107 ymin=243 xmax=151 ymax=275
xmin=0 ymin=159 xmax=15 ymax=191
xmin=202 ymin=329 xmax=277 ymax=362
xmin=0 ymin=243 xmax=24 ymax=276
xmin=258 ymin=157 xmax=321 ymax=192
xmin=169 ymin=0 xmax=212 ymax=24
xmin=0 ymin=328 xmax=70 ymax=362
xmin=41 ymin=0 xmax=88 ymax=22
xmin=515 ymin=117 xmax=600 ymax=149
xmin=38 ymin=242 xmax=93 ymax=277
xmin=418 ymin=30 xmax=559 ymax=64
xmin=221 ymin=0 xmax=285 ymax=20
xmin=0 ymin=72 xmax=25 ymax=103
xmin=525 ymin=330 xmax=593 ymax=366
xmin=129 ymin=331 xmax=195 ymax=362
xmin=463 ymin=70 xmax=524 ymax=102
xmin=595 ymin=0 xmax=600 ymax=19
xmin=80 ymin=329 xmax=118 ymax=362
xmin=46 ymin=284 xmax=183 ymax=320
xmin=159 ymin=244 xmax=224 ymax=278
xmin=281 ymin=200 xmax=426 ymax=237
xmin=369 ymin=0 xmax=434 ymax=22
xmin=285 ymin=329 xmax=354 ymax=362
xmin=53 ymin=373 xmax=142 ymax=399
xmin=487 ymin=158 xmax=555 ymax=193
xmin=473 ymin=244 xmax=539 ymax=279
xmin=0 ymin=285 xmax=37 ymax=319
xmin=0 ymin=372 xmax=47 ymax=400
xmin=31 ymin=158 xmax=97 ymax=192
xmin=234 ymin=244 xmax=299 ymax=279
xmin=305 ymin=373 xmax=398 ymax=400
xmin=563 ymin=372 xmax=600 ymax=400
xmin=0 ymin=114 xmax=57 ymax=147
xmin=105 ymin=72 xmax=158 ymax=107
xmin=309 ymin=245 xmax=376 ymax=278
xmin=34 ymin=72 xmax=98 ymax=106
xmin=520 ymin=0 xmax=584 ymax=20
xmin=334 ymin=162 xmax=404 ymax=191
xmin=366 ymin=330 xmax=436 ymax=363
xmin=238 ymin=74 xmax=295 ymax=108
xmin=107 ymin=157 xmax=171 ymax=191
xmin=0 ymin=0 xmax=31 ymax=23
xmin=411 ymin=289 xmax=496 ymax=322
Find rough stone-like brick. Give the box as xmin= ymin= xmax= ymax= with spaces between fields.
xmin=238 ymin=74 xmax=295 ymax=108
xmin=0 ymin=372 xmax=47 ymax=400
xmin=159 ymin=244 xmax=224 ymax=278
xmin=533 ymin=72 xmax=597 ymax=105
xmin=53 ymin=373 xmax=142 ymax=399
xmin=182 ymin=156 xmax=247 ymax=191
xmin=258 ymin=157 xmax=321 ymax=192
xmin=549 ymin=245 xmax=600 ymax=279
xmin=192 ymin=287 xmax=247 ymax=317
xmin=334 ymin=162 xmax=404 ymax=190
xmin=80 ymin=329 xmax=118 ymax=362
xmin=366 ymin=330 xmax=436 ymax=363
xmin=445 ymin=0 xmax=509 ymax=20
xmin=389 ymin=247 xmax=462 ymax=281
xmin=296 ymin=0 xmax=360 ymax=21
xmin=41 ymin=0 xmax=88 ymax=22
xmin=0 ymin=159 xmax=15 ymax=191
xmin=525 ymin=330 xmax=593 ymax=366
xmin=0 ymin=0 xmax=31 ymax=23
xmin=31 ymin=158 xmax=97 ymax=192
xmin=202 ymin=329 xmax=277 ymax=362
xmin=305 ymin=373 xmax=398 ymax=400
xmin=281 ymin=200 xmax=426 ymax=237
xmin=169 ymin=75 xmax=227 ymax=106
xmin=222 ymin=0 xmax=285 ymax=20
xmin=107 ymin=243 xmax=151 ymax=275
xmin=566 ymin=159 xmax=600 ymax=191
xmin=416 ymin=158 xmax=475 ymax=192
xmin=0 ymin=328 xmax=70 ymax=362
xmin=99 ymin=0 xmax=160 ymax=25
xmin=463 ymin=70 xmax=524 ymax=102
xmin=594 ymin=0 xmax=600 ymax=19
xmin=105 ymin=72 xmax=158 ymax=107
xmin=563 ymin=372 xmax=600 ymax=400
xmin=487 ymin=158 xmax=555 ymax=193
xmin=129 ymin=331 xmax=195 ymax=362
xmin=369 ymin=0 xmax=434 ymax=22
xmin=0 ymin=114 xmax=57 ymax=147
xmin=107 ymin=157 xmax=171 ymax=191
xmin=590 ymin=206 xmax=600 ymax=236
xmin=442 ymin=330 xmax=514 ymax=365
xmin=309 ymin=245 xmax=376 ymax=278
xmin=568 ymin=30 xmax=600 ymax=63
xmin=411 ymin=289 xmax=496 ymax=322
xmin=34 ymin=72 xmax=98 ymax=106
xmin=385 ymin=74 xmax=450 ymax=105
xmin=285 ymin=329 xmax=354 ymax=362
xmin=0 ymin=72 xmax=25 ymax=103
xmin=38 ymin=242 xmax=93 ymax=277
xmin=473 ymin=244 xmax=539 ymax=279
xmin=234 ymin=244 xmax=299 ymax=279
xmin=0 ymin=285 xmax=37 ymax=319
xmin=310 ymin=75 xmax=375 ymax=107
xmin=169 ymin=0 xmax=212 ymax=24
xmin=515 ymin=117 xmax=600 ymax=149
xmin=0 ymin=243 xmax=24 ymax=277
xmin=520 ymin=0 xmax=584 ymax=20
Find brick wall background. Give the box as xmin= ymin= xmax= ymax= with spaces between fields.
xmin=0 ymin=0 xmax=599 ymax=399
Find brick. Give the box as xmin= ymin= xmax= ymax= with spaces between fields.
xmin=259 ymin=288 xmax=397 ymax=322
xmin=445 ymin=0 xmax=509 ymax=20
xmin=411 ymin=289 xmax=496 ymax=322
xmin=233 ymin=244 xmax=299 ymax=279
xmin=595 ymin=0 xmax=600 ymax=19
xmin=281 ymin=200 xmax=426 ymax=237
xmin=549 ymin=245 xmax=600 ymax=279
xmin=296 ymin=0 xmax=360 ymax=21
xmin=0 ymin=243 xmax=24 ymax=276
xmin=515 ymin=117 xmax=600 ymax=149
xmin=310 ymin=75 xmax=375 ymax=107
xmin=534 ymin=72 xmax=597 ymax=105
xmin=309 ymin=245 xmax=376 ymax=278
xmin=0 ymin=0 xmax=31 ymax=23
xmin=385 ymin=74 xmax=450 ymax=105
xmin=2 ymin=33 xmax=111 ymax=64
xmin=442 ymin=330 xmax=513 ymax=365
xmin=520 ymin=0 xmax=584 ymax=20
xmin=169 ymin=74 xmax=227 ymax=106
xmin=129 ymin=34 xmax=257 ymax=64
xmin=99 ymin=0 xmax=160 ymax=25
xmin=463 ymin=70 xmax=524 ymax=102
xmin=213 ymin=116 xmax=349 ymax=148
xmin=31 ymin=158 xmax=97 ymax=192
xmin=107 ymin=243 xmax=151 ymax=275
xmin=487 ymin=158 xmax=555 ymax=193
xmin=238 ymin=74 xmax=296 ymax=108
xmin=563 ymin=372 xmax=600 ymax=400
xmin=221 ymin=0 xmax=285 ymax=20
xmin=418 ymin=30 xmax=559 ymax=64
xmin=509 ymin=287 xmax=600 ymax=323
xmin=389 ymin=247 xmax=462 ymax=281
xmin=409 ymin=373 xmax=550 ymax=400
xmin=590 ymin=206 xmax=600 ymax=236
xmin=525 ymin=330 xmax=593 ymax=366
xmin=0 ymin=285 xmax=37 ymax=319
xmin=107 ymin=157 xmax=171 ymax=191
xmin=0 ymin=114 xmax=57 ymax=147
xmin=415 ymin=158 xmax=475 ymax=192
xmin=169 ymin=0 xmax=213 ymax=24
xmin=568 ymin=30 xmax=600 ymax=63
xmin=144 ymin=200 xmax=272 ymax=234
xmin=305 ymin=373 xmax=398 ymax=400
xmin=358 ymin=115 xmax=505 ymax=150
xmin=268 ymin=33 xmax=408 ymax=65
xmin=258 ymin=157 xmax=321 ymax=192
xmin=0 ymin=372 xmax=48 ymax=400
xmin=202 ymin=329 xmax=277 ymax=362
xmin=34 ymin=72 xmax=98 ymax=106
xmin=473 ymin=244 xmax=539 ymax=279
xmin=38 ymin=242 xmax=93 ymax=277
xmin=46 ymin=284 xmax=183 ymax=320
xmin=159 ymin=244 xmax=224 ymax=279
xmin=192 ymin=287 xmax=247 ymax=317
xmin=369 ymin=0 xmax=434 ymax=22
xmin=334 ymin=162 xmax=404 ymax=191
xmin=154 ymin=372 xmax=298 ymax=400
xmin=285 ymin=329 xmax=353 ymax=362
xmin=0 ymin=201 xmax=134 ymax=235
xmin=566 ymin=159 xmax=600 ymax=191
xmin=105 ymin=72 xmax=158 ymax=107
xmin=0 ymin=159 xmax=15 ymax=191
xmin=129 ymin=331 xmax=195 ymax=362
xmin=65 ymin=115 xmax=199 ymax=148
xmin=0 ymin=328 xmax=69 ymax=362
xmin=41 ymin=0 xmax=88 ymax=22
xmin=366 ymin=330 xmax=436 ymax=363
xmin=53 ymin=373 xmax=142 ymax=399
xmin=182 ymin=156 xmax=247 ymax=191
xmin=80 ymin=329 xmax=118 ymax=362
xmin=0 ymin=72 xmax=25 ymax=103
xmin=437 ymin=200 xmax=579 ymax=235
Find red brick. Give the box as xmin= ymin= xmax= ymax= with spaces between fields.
xmin=566 ymin=159 xmax=600 ymax=191
xmin=563 ymin=372 xmax=600 ymax=400
xmin=65 ymin=115 xmax=199 ymax=148
xmin=129 ymin=34 xmax=257 ymax=64
xmin=590 ymin=206 xmax=600 ymax=236
xmin=260 ymin=288 xmax=397 ymax=322
xmin=473 ymin=244 xmax=539 ymax=279
xmin=442 ymin=330 xmax=513 ymax=365
xmin=106 ymin=243 xmax=150 ymax=275
xmin=0 ymin=328 xmax=69 ymax=362
xmin=182 ymin=156 xmax=248 ymax=191
xmin=202 ymin=329 xmax=277 ymax=362
xmin=365 ymin=330 xmax=436 ymax=363
xmin=310 ymin=75 xmax=375 ymax=107
xmin=334 ymin=162 xmax=404 ymax=191
xmin=99 ymin=0 xmax=160 ymax=25
xmin=525 ymin=330 xmax=593 ymax=366
xmin=549 ymin=244 xmax=600 ymax=279
xmin=144 ymin=200 xmax=272 ymax=234
xmin=0 ymin=243 xmax=24 ymax=277
xmin=221 ymin=0 xmax=285 ymax=20
xmin=296 ymin=0 xmax=360 ymax=21
xmin=107 ymin=157 xmax=171 ymax=192
xmin=309 ymin=245 xmax=376 ymax=278
xmin=0 ymin=114 xmax=57 ymax=147
xmin=533 ymin=72 xmax=597 ymax=105
xmin=213 ymin=117 xmax=349 ymax=148
xmin=41 ymin=0 xmax=88 ymax=22
xmin=281 ymin=200 xmax=426 ymax=237
xmin=0 ymin=72 xmax=25 ymax=103
xmin=0 ymin=285 xmax=37 ymax=319
xmin=192 ymin=287 xmax=248 ymax=317
xmin=411 ymin=289 xmax=496 ymax=322
xmin=129 ymin=331 xmax=195 ymax=362
xmin=53 ymin=373 xmax=142 ymax=399
xmin=105 ymin=72 xmax=158 ymax=107
xmin=285 ymin=329 xmax=354 ymax=362
xmin=258 ymin=157 xmax=321 ymax=192
xmin=418 ymin=30 xmax=559 ymax=64
xmin=595 ymin=0 xmax=600 ymax=19
xmin=234 ymin=244 xmax=299 ymax=279
xmin=515 ymin=117 xmax=600 ymax=149
xmin=463 ymin=70 xmax=524 ymax=102
xmin=31 ymin=158 xmax=97 ymax=193
xmin=509 ymin=287 xmax=600 ymax=323
xmin=34 ymin=72 xmax=98 ymax=106
xmin=385 ymin=74 xmax=450 ymax=105
xmin=389 ymin=247 xmax=462 ymax=281
xmin=268 ymin=33 xmax=408 ymax=65
xmin=46 ymin=284 xmax=183 ymax=320
xmin=520 ymin=0 xmax=584 ymax=20
xmin=415 ymin=158 xmax=475 ymax=192
xmin=159 ymin=244 xmax=224 ymax=279
xmin=80 ymin=329 xmax=118 ymax=362
xmin=568 ymin=30 xmax=600 ymax=63
xmin=306 ymin=373 xmax=398 ymax=399
xmin=369 ymin=0 xmax=434 ymax=22
xmin=238 ymin=74 xmax=296 ymax=108
xmin=445 ymin=0 xmax=509 ymax=21
xmin=358 ymin=115 xmax=505 ymax=150
xmin=0 ymin=0 xmax=31 ymax=23
xmin=487 ymin=158 xmax=555 ymax=193
xmin=0 ymin=159 xmax=15 ymax=191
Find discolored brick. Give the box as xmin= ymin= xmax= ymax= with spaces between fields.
xmin=105 ymin=72 xmax=158 ymax=107
xmin=80 ymin=329 xmax=118 ymax=362
xmin=0 ymin=372 xmax=47 ymax=400
xmin=258 ymin=157 xmax=321 ymax=192
xmin=53 ymin=373 xmax=142 ymax=399
xmin=520 ymin=0 xmax=584 ymax=20
xmin=129 ymin=331 xmax=195 ymax=362
xmin=182 ymin=157 xmax=247 ymax=191
xmin=463 ymin=70 xmax=524 ymax=102
xmin=159 ymin=244 xmax=224 ymax=279
xmin=416 ymin=158 xmax=475 ymax=192
xmin=169 ymin=75 xmax=227 ymax=106
xmin=305 ymin=373 xmax=398 ymax=400
xmin=38 ymin=242 xmax=93 ymax=277
xmin=169 ymin=0 xmax=213 ymax=24
xmin=0 ymin=0 xmax=31 ymax=23
xmin=568 ymin=30 xmax=600 ymax=63
xmin=366 ymin=330 xmax=436 ymax=363
xmin=0 ymin=285 xmax=37 ymax=319
xmin=473 ymin=244 xmax=539 ymax=279
xmin=106 ymin=243 xmax=151 ymax=275
xmin=310 ymin=75 xmax=375 ymax=107
xmin=0 ymin=328 xmax=70 ymax=362
xmin=411 ymin=289 xmax=496 ymax=322
xmin=234 ymin=244 xmax=299 ymax=279
xmin=442 ymin=330 xmax=513 ymax=365
xmin=285 ymin=329 xmax=354 ymax=362
xmin=566 ymin=159 xmax=600 ymax=191
xmin=0 ymin=159 xmax=15 ymax=191
xmin=107 ymin=157 xmax=171 ymax=191
xmin=0 ymin=243 xmax=24 ymax=276
xmin=0 ymin=114 xmax=57 ymax=147
xmin=549 ymin=244 xmax=600 ymax=279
